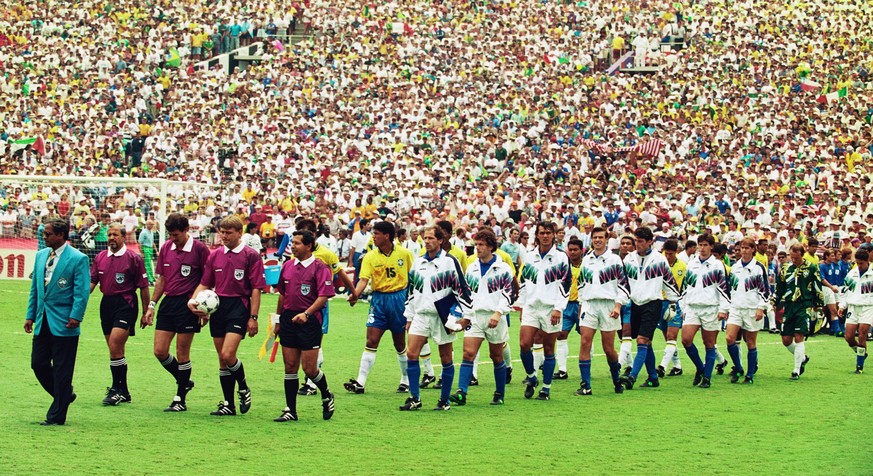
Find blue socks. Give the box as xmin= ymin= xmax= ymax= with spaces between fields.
xmin=685 ymin=343 xmax=704 ymax=371
xmin=440 ymin=362 xmax=454 ymax=402
xmin=630 ymin=344 xmax=649 ymax=379
xmin=579 ymin=359 xmax=591 ymax=386
xmin=458 ymin=360 xmax=474 ymax=393
xmin=542 ymin=354 xmax=556 ymax=386
xmin=645 ymin=346 xmax=657 ymax=380
xmin=608 ymin=360 xmax=621 ymax=383
xmin=747 ymin=348 xmax=758 ymax=378
xmin=704 ymin=347 xmax=716 ymax=379
xmin=493 ymin=361 xmax=507 ymax=396
xmin=407 ymin=359 xmax=420 ymax=399
xmin=727 ymin=343 xmax=743 ymax=372
xmin=520 ymin=350 xmax=535 ymax=376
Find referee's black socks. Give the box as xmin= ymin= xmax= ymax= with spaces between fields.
xmin=310 ymin=370 xmax=329 ymax=397
xmin=228 ymin=359 xmax=248 ymax=390
xmin=284 ymin=373 xmax=299 ymax=413
xmin=110 ymin=357 xmax=129 ymax=394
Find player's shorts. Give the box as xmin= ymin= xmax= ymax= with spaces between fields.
xmin=727 ymin=308 xmax=765 ymax=332
xmin=846 ymin=304 xmax=873 ymax=326
xmin=367 ymin=290 xmax=407 ymax=334
xmin=780 ymin=306 xmax=812 ymax=336
xmin=621 ymin=304 xmax=631 ymax=325
xmin=100 ymin=294 xmax=138 ymax=336
xmin=321 ymin=301 xmax=330 ymax=335
xmin=822 ymin=287 xmax=836 ymax=306
xmin=657 ymin=301 xmax=683 ymax=331
xmin=408 ymin=312 xmax=456 ymax=346
xmin=155 ymin=294 xmax=200 ymax=334
xmin=209 ymin=296 xmax=249 ymax=338
xmin=630 ymin=300 xmax=662 ymax=340
xmin=279 ymin=309 xmax=323 ymax=350
xmin=682 ymin=304 xmax=721 ymax=332
xmin=464 ymin=310 xmax=510 ymax=344
xmin=521 ymin=304 xmax=561 ymax=334
xmin=562 ymin=301 xmax=580 ymax=333
xmin=580 ymin=299 xmax=621 ymax=332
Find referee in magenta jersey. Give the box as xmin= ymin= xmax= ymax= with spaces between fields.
xmin=90 ymin=223 xmax=151 ymax=406
xmin=189 ymin=216 xmax=266 ymax=416
xmin=273 ymin=230 xmax=336 ymax=422
xmin=145 ymin=213 xmax=212 ymax=412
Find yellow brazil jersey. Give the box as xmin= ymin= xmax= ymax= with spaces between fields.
xmin=569 ymin=262 xmax=582 ymax=302
xmin=803 ymin=252 xmax=819 ymax=266
xmin=670 ymin=259 xmax=687 ymax=290
xmin=755 ymin=252 xmax=769 ymax=268
xmin=312 ymin=243 xmax=342 ymax=276
xmin=360 ymin=245 xmax=414 ymax=293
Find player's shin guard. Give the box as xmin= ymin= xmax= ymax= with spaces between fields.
xmin=310 ymin=370 xmax=330 ymax=397
xmin=159 ymin=354 xmax=180 ymax=379
xmin=420 ymin=343 xmax=434 ymax=377
xmin=645 ymin=345 xmax=657 ymax=380
xmin=520 ymin=349 xmax=535 ymax=377
xmin=494 ymin=361 xmax=507 ymax=396
xmin=660 ymin=341 xmax=677 ymax=369
xmin=747 ymin=348 xmax=758 ymax=378
xmin=177 ymin=361 xmax=192 ymax=401
xmin=502 ymin=342 xmax=513 ymax=369
xmin=533 ymin=344 xmax=544 ymax=371
xmin=406 ymin=359 xmax=421 ymax=398
xmin=284 ymin=373 xmax=299 ymax=413
xmin=619 ymin=338 xmax=634 ymax=367
xmin=793 ymin=342 xmax=806 ymax=374
xmin=556 ymin=339 xmax=569 ymax=373
xmin=630 ymin=344 xmax=649 ymax=379
xmin=704 ymin=347 xmax=716 ymax=379
xmin=219 ymin=369 xmax=235 ymax=404
xmin=458 ymin=360 xmax=474 ymax=393
xmin=110 ymin=357 xmax=128 ymax=393
xmin=684 ymin=343 xmax=705 ymax=371
xmin=397 ymin=348 xmax=409 ymax=385
xmin=714 ymin=345 xmax=726 ymax=365
xmin=542 ymin=354 xmax=556 ymax=387
xmin=228 ymin=359 xmax=248 ymax=391
xmin=579 ymin=359 xmax=591 ymax=386
xmin=357 ymin=348 xmax=377 ymax=386
xmin=440 ymin=362 xmax=454 ymax=402
xmin=727 ymin=343 xmax=743 ymax=372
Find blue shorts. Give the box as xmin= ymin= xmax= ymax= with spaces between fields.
xmin=656 ymin=301 xmax=683 ymax=331
xmin=562 ymin=301 xmax=581 ymax=333
xmin=621 ymin=304 xmax=631 ymax=325
xmin=367 ymin=290 xmax=407 ymax=334
xmin=321 ymin=301 xmax=330 ymax=334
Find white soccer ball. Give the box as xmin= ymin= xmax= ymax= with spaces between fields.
xmin=195 ymin=290 xmax=220 ymax=315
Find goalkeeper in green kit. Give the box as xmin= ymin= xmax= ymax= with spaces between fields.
xmin=774 ymin=244 xmax=824 ymax=381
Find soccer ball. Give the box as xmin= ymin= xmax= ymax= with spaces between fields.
xmin=195 ymin=290 xmax=220 ymax=315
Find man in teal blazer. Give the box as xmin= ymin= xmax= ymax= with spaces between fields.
xmin=25 ymin=218 xmax=91 ymax=426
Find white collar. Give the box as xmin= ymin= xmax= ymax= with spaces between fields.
xmin=109 ymin=245 xmax=127 ymax=257
xmin=171 ymin=235 xmax=194 ymax=252
xmin=50 ymin=243 xmax=68 ymax=257
xmin=293 ymin=256 xmax=316 ymax=268
xmin=224 ymin=242 xmax=246 ymax=254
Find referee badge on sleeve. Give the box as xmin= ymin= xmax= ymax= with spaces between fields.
xmin=301 ymin=284 xmax=311 ymax=295
xmin=181 ymin=265 xmax=191 ymax=277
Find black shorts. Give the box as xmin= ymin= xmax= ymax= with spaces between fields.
xmin=209 ymin=296 xmax=249 ymax=338
xmin=155 ymin=295 xmax=200 ymax=334
xmin=101 ymin=295 xmax=138 ymax=336
xmin=630 ymin=300 xmax=662 ymax=340
xmin=279 ymin=309 xmax=323 ymax=351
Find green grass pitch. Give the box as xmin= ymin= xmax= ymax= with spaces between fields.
xmin=1 ymin=281 xmax=869 ymax=475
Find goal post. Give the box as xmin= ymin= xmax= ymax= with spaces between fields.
xmin=0 ymin=175 xmax=220 ymax=280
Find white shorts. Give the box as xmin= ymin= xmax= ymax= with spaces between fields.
xmin=464 ymin=310 xmax=510 ymax=344
xmin=580 ymin=299 xmax=621 ymax=332
xmin=823 ymin=287 xmax=836 ymax=306
xmin=682 ymin=304 xmax=721 ymax=332
xmin=846 ymin=305 xmax=873 ymax=326
xmin=727 ymin=308 xmax=765 ymax=332
xmin=408 ymin=313 xmax=457 ymax=346
xmin=521 ymin=304 xmax=561 ymax=334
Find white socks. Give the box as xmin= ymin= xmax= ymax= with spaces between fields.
xmin=397 ymin=348 xmax=409 ymax=385
xmin=556 ymin=339 xmax=569 ymax=373
xmin=502 ymin=342 xmax=513 ymax=369
xmin=357 ymin=348 xmax=377 ymax=385
xmin=619 ymin=338 xmax=634 ymax=368
xmin=660 ymin=341 xmax=677 ymax=369
xmin=793 ymin=342 xmax=805 ymax=374
xmin=421 ymin=342 xmax=434 ymax=377
xmin=533 ymin=344 xmax=544 ymax=370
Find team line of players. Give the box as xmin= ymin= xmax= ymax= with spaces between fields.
xmin=88 ymin=214 xmax=873 ymax=420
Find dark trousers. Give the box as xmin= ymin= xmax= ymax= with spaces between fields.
xmin=32 ymin=324 xmax=79 ymax=424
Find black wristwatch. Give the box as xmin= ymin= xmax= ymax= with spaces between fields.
xmin=249 ymin=315 xmax=258 ymax=321
xmin=303 ymin=312 xmax=311 ymax=319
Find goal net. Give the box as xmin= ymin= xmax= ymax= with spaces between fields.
xmin=0 ymin=175 xmax=220 ymax=280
